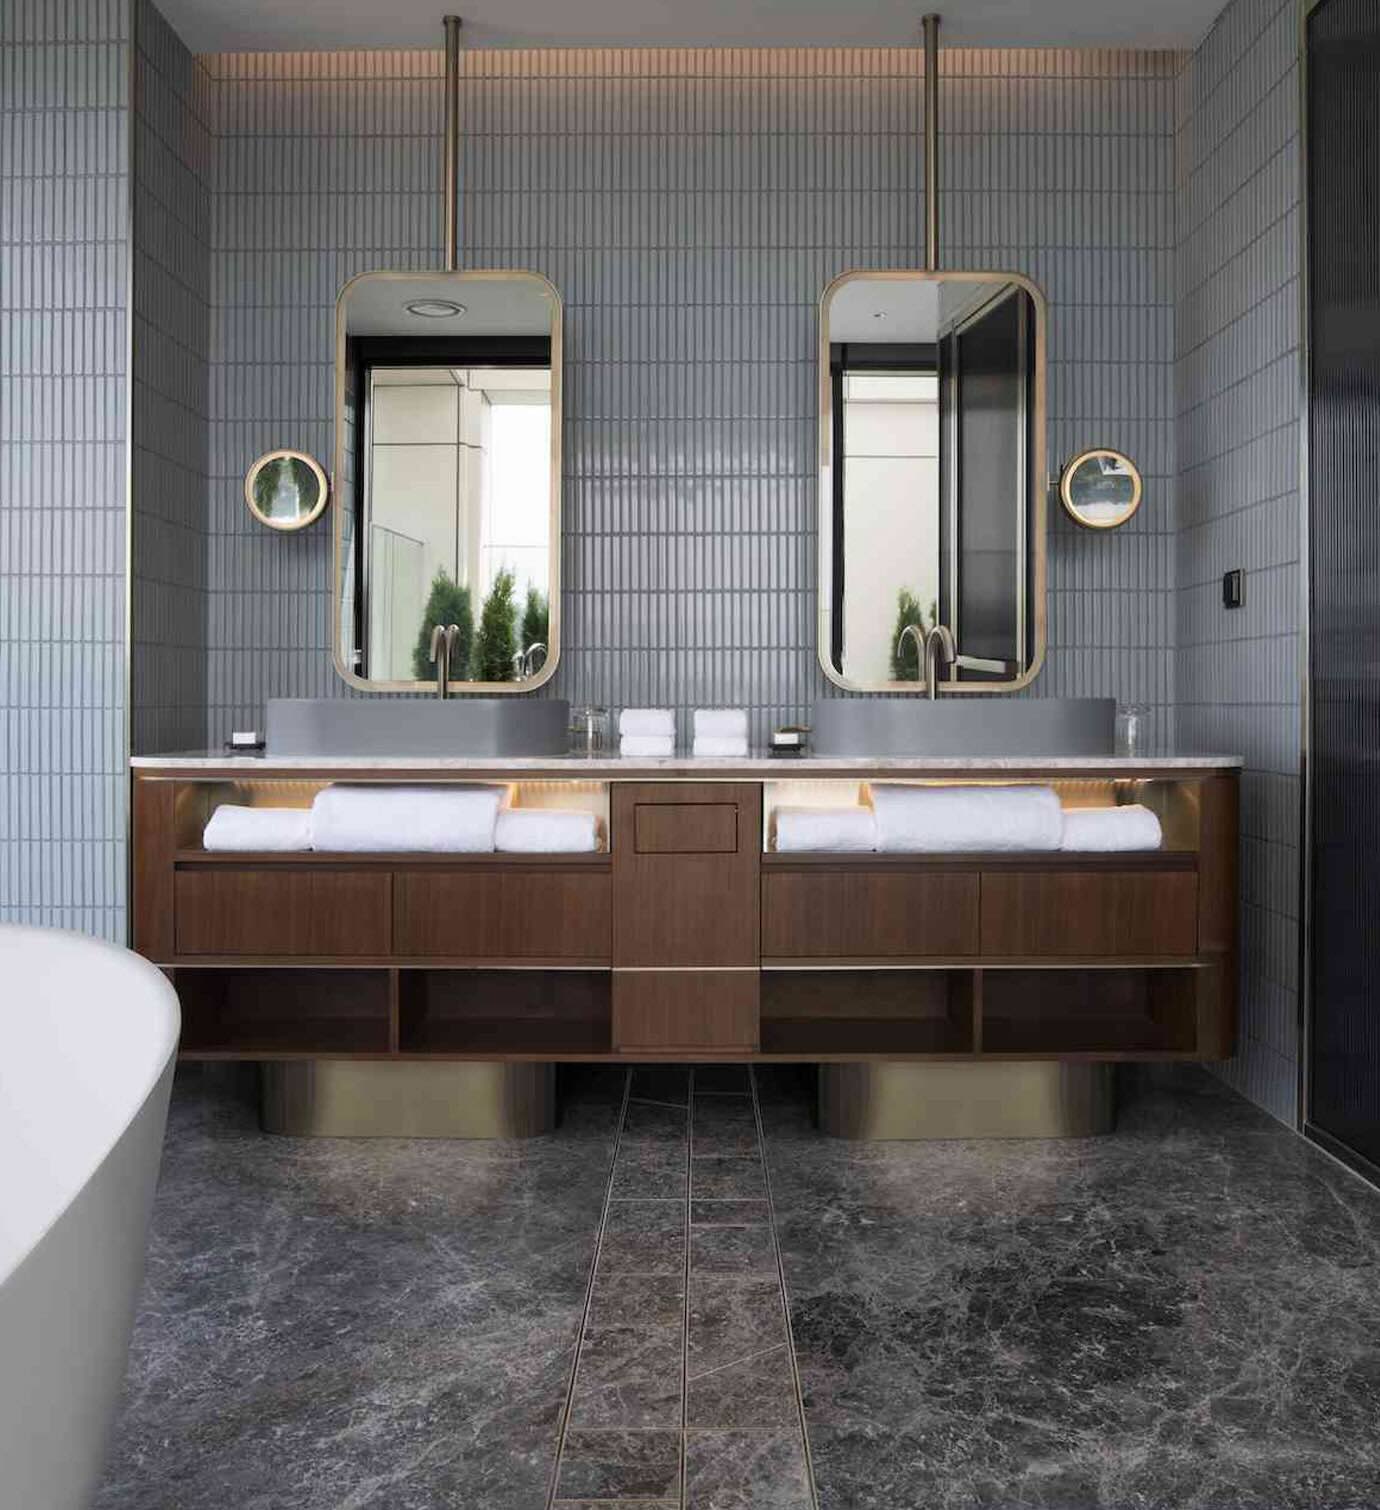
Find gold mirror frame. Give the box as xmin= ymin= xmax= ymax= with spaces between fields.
xmin=330 ymin=268 xmax=564 ymax=696
xmin=1059 ymin=447 xmax=1143 ymax=531
xmin=244 ymin=448 xmax=329 ymax=532
xmin=817 ymin=268 xmax=1049 ymax=696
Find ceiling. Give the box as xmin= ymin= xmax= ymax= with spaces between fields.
xmin=160 ymin=0 xmax=1221 ymax=55
xmin=345 ymin=274 xmax=556 ymax=337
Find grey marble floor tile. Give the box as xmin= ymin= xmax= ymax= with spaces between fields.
xmin=688 ymin=1276 xmax=795 ymax=1429
xmin=688 ymin=1276 xmax=787 ymax=1372
xmin=557 ymin=1427 xmax=683 ymax=1500
xmin=691 ymin=1223 xmax=778 ymax=1278
xmin=95 ymin=1069 xmax=619 ymax=1510
xmin=569 ymin=1323 xmax=683 ymax=1428
xmin=599 ymin=1199 xmax=686 ymax=1275
xmin=630 ymin=1065 xmax=692 ymax=1106
xmin=694 ymin=1064 xmax=753 ymax=1094
xmin=624 ymin=1098 xmax=690 ymax=1143
xmin=691 ymin=1198 xmax=771 ymax=1226
xmin=612 ymin=1139 xmax=688 ymax=1198
xmin=693 ymin=1097 xmax=761 ymax=1156
xmin=687 ymin=1343 xmax=798 ymax=1429
xmin=692 ymin=1154 xmax=768 ymax=1199
xmin=685 ymin=1428 xmax=812 ymax=1509
xmin=587 ymin=1271 xmax=686 ymax=1330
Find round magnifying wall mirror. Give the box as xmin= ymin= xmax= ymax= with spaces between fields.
xmin=1059 ymin=448 xmax=1142 ymax=530
xmin=244 ymin=449 xmax=329 ymax=531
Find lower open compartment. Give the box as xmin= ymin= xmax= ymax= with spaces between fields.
xmin=760 ymin=968 xmax=976 ymax=1057
xmin=979 ymin=965 xmax=1205 ymax=1056
xmin=175 ymin=968 xmax=393 ymax=1057
xmin=397 ymin=969 xmax=612 ymax=1057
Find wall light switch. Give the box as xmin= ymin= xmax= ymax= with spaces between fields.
xmin=1222 ymin=569 xmax=1245 ymax=609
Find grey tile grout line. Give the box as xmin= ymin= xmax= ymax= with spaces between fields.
xmin=545 ymin=1068 xmax=634 ymax=1510
xmin=750 ymin=1066 xmax=822 ymax=1510
xmin=679 ymin=1065 xmax=695 ymax=1510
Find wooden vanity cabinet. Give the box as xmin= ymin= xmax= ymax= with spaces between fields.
xmin=132 ymin=766 xmax=1238 ymax=1067
xmin=610 ymin=783 xmax=761 ymax=1053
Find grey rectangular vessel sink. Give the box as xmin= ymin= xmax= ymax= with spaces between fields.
xmin=811 ymin=697 xmax=1116 ymax=757
xmin=267 ymin=698 xmax=571 ymax=758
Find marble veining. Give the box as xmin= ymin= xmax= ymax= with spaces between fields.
xmin=97 ymin=1064 xmax=1380 ymax=1509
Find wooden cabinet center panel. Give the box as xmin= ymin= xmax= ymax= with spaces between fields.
xmin=613 ymin=784 xmax=761 ymax=967
xmin=175 ymin=869 xmax=392 ymax=957
xmin=634 ymin=802 xmax=738 ymax=854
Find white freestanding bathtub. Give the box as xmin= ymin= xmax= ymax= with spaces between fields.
xmin=0 ymin=926 xmax=180 ymax=1510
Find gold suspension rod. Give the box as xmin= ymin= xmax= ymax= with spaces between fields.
xmin=443 ymin=14 xmax=462 ymax=270
xmin=922 ymin=12 xmax=941 ymax=270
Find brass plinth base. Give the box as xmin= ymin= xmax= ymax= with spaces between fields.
xmin=819 ymin=1061 xmax=1115 ymax=1139
xmin=260 ymin=1061 xmax=556 ymax=1138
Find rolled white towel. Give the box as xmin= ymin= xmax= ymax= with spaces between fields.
xmin=871 ymin=783 xmax=1064 ymax=853
xmin=1061 ymin=804 xmax=1163 ymax=852
xmin=774 ymin=806 xmax=877 ymax=853
xmin=496 ymin=808 xmax=600 ymax=854
xmin=693 ymin=708 xmax=749 ymax=740
xmin=620 ymin=734 xmax=675 ymax=758
xmin=619 ymin=708 xmax=675 ymax=738
xmin=310 ymin=784 xmax=503 ymax=852
xmin=203 ymin=805 xmax=312 ymax=852
xmin=693 ymin=735 xmax=749 ymax=758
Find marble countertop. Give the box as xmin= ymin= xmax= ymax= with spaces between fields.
xmin=132 ymin=750 xmax=1244 ymax=776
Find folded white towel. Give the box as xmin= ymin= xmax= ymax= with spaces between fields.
xmin=495 ymin=808 xmax=600 ymax=853
xmin=774 ymin=806 xmax=877 ymax=853
xmin=620 ymin=734 xmax=675 ymax=758
xmin=1061 ymin=804 xmax=1163 ymax=852
xmin=693 ymin=735 xmax=749 ymax=758
xmin=870 ymin=783 xmax=1064 ymax=853
xmin=310 ymin=784 xmax=503 ymax=852
xmin=203 ymin=805 xmax=312 ymax=852
xmin=693 ymin=708 xmax=749 ymax=739
xmin=619 ymin=708 xmax=675 ymax=738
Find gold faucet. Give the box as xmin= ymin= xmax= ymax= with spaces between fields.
xmin=897 ymin=622 xmax=957 ymax=699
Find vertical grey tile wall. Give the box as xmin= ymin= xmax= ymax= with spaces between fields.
xmin=1174 ymin=0 xmax=1303 ymax=1123
xmin=204 ymin=49 xmax=441 ymax=734
xmin=0 ymin=0 xmax=131 ymax=941
xmin=201 ymin=46 xmax=1180 ymax=745
xmin=130 ymin=0 xmax=210 ymax=753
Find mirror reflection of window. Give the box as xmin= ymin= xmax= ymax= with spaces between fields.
xmin=823 ymin=274 xmax=1038 ymax=688
xmin=359 ymin=364 xmax=551 ymax=682
xmin=840 ymin=371 xmax=940 ymax=684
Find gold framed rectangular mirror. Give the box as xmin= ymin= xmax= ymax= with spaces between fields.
xmin=332 ymin=269 xmax=563 ymax=693
xmin=818 ymin=269 xmax=1047 ymax=694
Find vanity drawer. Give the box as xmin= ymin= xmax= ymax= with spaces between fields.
xmin=613 ymin=784 xmax=761 ymax=967
xmin=612 ymin=969 xmax=759 ymax=1053
xmin=980 ymin=871 xmax=1199 ymax=957
xmin=635 ymin=802 xmax=738 ymax=854
xmin=174 ymin=869 xmax=392 ymax=957
xmin=393 ymin=869 xmax=612 ymax=961
xmin=761 ymin=870 xmax=980 ymax=958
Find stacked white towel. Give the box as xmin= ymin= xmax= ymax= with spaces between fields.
xmin=495 ymin=808 xmax=600 ymax=854
xmin=203 ymin=805 xmax=312 ymax=852
xmin=310 ymin=784 xmax=504 ymax=852
xmin=1060 ymin=804 xmax=1163 ymax=852
xmin=693 ymin=709 xmax=748 ymax=758
xmin=870 ymin=783 xmax=1064 ymax=853
xmin=619 ymin=709 xmax=675 ymax=758
xmin=774 ymin=806 xmax=877 ymax=853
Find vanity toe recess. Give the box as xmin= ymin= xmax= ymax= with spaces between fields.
xmin=131 ymin=754 xmax=1239 ymax=1065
